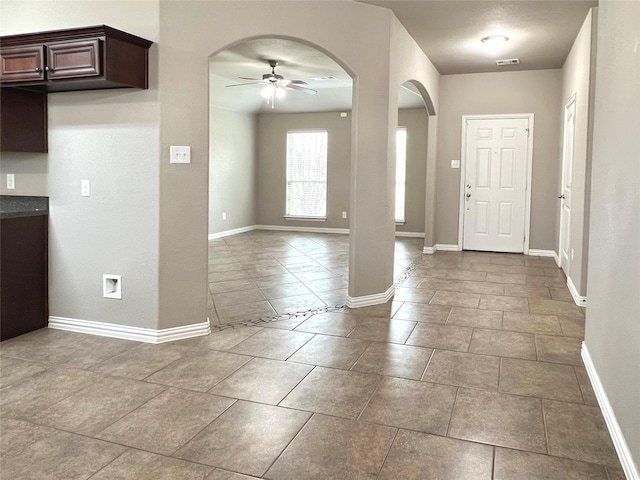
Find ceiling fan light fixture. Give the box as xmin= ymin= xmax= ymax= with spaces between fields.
xmin=481 ymin=35 xmax=509 ymax=52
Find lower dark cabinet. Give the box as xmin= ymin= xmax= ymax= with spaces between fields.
xmin=1 ymin=214 xmax=48 ymax=341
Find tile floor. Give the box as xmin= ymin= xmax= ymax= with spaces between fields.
xmin=0 ymin=231 xmax=625 ymax=479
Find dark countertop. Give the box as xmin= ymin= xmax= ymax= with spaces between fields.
xmin=0 ymin=195 xmax=49 ymax=219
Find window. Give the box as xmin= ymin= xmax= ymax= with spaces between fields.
xmin=395 ymin=127 xmax=407 ymax=223
xmin=286 ymin=130 xmax=328 ymax=219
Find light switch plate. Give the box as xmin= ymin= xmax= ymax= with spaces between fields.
xmin=170 ymin=146 xmax=191 ymax=164
xmin=451 ymin=160 xmax=460 ymax=169
xmin=6 ymin=174 xmax=15 ymax=189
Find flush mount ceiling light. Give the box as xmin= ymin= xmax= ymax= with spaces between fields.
xmin=481 ymin=35 xmax=509 ymax=52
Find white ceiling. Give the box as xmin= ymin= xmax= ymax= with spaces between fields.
xmin=209 ymin=0 xmax=597 ymax=114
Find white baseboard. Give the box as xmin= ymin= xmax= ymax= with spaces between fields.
xmin=208 ymin=225 xmax=255 ymax=240
xmin=346 ymin=285 xmax=394 ymax=308
xmin=567 ymin=276 xmax=587 ymax=307
xmin=423 ymin=245 xmax=436 ymax=254
xmin=395 ymin=231 xmax=425 ymax=238
xmin=48 ymin=316 xmax=210 ymax=344
xmin=528 ymin=249 xmax=561 ymax=267
xmin=435 ymin=243 xmax=461 ymax=252
xmin=255 ymin=224 xmax=349 ymax=235
xmin=582 ymin=343 xmax=639 ymax=480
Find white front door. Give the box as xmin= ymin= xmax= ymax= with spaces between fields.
xmin=462 ymin=117 xmax=530 ymax=253
xmin=559 ymin=96 xmax=576 ymax=274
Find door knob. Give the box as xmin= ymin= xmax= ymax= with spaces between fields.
xmin=558 ymin=194 xmax=565 ymax=199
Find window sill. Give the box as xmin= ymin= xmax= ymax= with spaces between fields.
xmin=284 ymin=216 xmax=327 ymax=222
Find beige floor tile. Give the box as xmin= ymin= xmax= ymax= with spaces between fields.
xmin=485 ymin=273 xmax=528 ymax=284
xmin=559 ymin=317 xmax=586 ymax=338
xmin=360 ymin=377 xmax=457 ymax=434
xmin=447 ymin=307 xmax=503 ymax=329
xmin=269 ymin=293 xmax=327 ymax=314
xmin=287 ymin=335 xmax=369 ymax=369
xmin=209 ymin=358 xmax=313 ymax=404
xmin=549 ymin=286 xmax=575 ymax=302
xmin=378 ymin=430 xmax=493 ymax=480
xmin=535 ymin=335 xmax=583 ymax=365
xmin=90 ymin=449 xmax=213 ymax=480
xmin=177 ymin=327 xmax=264 ymax=351
xmin=423 ymin=350 xmax=499 ymax=390
xmin=498 ymin=357 xmax=583 ymax=402
xmin=351 ymin=342 xmax=432 ymax=380
xmin=0 ymin=356 xmax=48 ymax=388
xmin=261 ymin=315 xmax=309 ymax=330
xmin=458 ymin=280 xmax=505 ymax=295
xmin=544 ymin=399 xmax=619 ymax=466
xmin=529 ymin=298 xmax=585 ymax=318
xmin=97 ymin=388 xmax=235 ymax=455
xmin=574 ymin=366 xmax=599 ymax=406
xmin=280 ymin=366 xmax=380 ymax=419
xmin=294 ymin=312 xmax=360 ymax=336
xmin=216 ymin=300 xmax=277 ymax=324
xmin=479 ymin=294 xmax=529 ymax=313
xmin=230 ymin=328 xmax=314 ymax=360
xmin=469 ymin=329 xmax=536 ymax=360
xmin=260 ymin=282 xmax=311 ymax=300
xmin=606 ymin=466 xmax=628 ymax=480
xmin=175 ymin=401 xmax=311 ymax=477
xmin=348 ymin=317 xmax=417 ymax=344
xmin=265 ymin=414 xmax=396 ymax=480
xmin=205 ymin=470 xmax=259 ymax=480
xmin=0 ymin=418 xmax=56 ymax=457
xmin=0 ymin=429 xmax=126 ymax=480
xmin=0 ymin=366 xmax=102 ymax=420
xmin=526 ymin=275 xmax=568 ymax=287
xmin=89 ymin=343 xmax=198 ymax=380
xmin=393 ymin=287 xmax=436 ymax=303
xmin=32 ymin=376 xmax=165 ymax=435
xmin=504 ymin=284 xmax=551 ymax=299
xmin=406 ymin=323 xmax=473 ymax=352
xmin=448 ymin=388 xmax=547 ymax=453
xmin=393 ymin=302 xmax=452 ymax=323
xmin=430 ymin=290 xmax=481 ymax=308
xmin=502 ymin=312 xmax=563 ymax=335
xmin=494 ymin=447 xmax=608 ymax=479
xmin=446 ymin=269 xmax=487 ymax=281
xmin=209 ymin=279 xmax=256 ymax=295
xmin=252 ymin=273 xmax=300 ymax=288
xmin=303 ymin=277 xmax=349 ymax=293
xmin=145 ymin=350 xmax=251 ymax=391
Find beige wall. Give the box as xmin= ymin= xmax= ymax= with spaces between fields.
xmin=436 ymin=70 xmax=562 ymax=250
xmin=585 ymin=0 xmax=640 ymax=475
xmin=0 ymin=1 xmax=162 ymax=329
xmin=209 ymin=107 xmax=256 ymax=234
xmin=560 ymin=9 xmax=597 ymax=297
xmin=255 ymin=108 xmax=428 ymax=234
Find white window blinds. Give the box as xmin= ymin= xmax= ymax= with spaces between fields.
xmin=286 ymin=130 xmax=328 ymax=218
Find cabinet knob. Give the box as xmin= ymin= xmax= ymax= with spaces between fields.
xmin=35 ymin=67 xmax=42 ymax=73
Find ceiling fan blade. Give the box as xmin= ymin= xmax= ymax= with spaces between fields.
xmin=238 ymin=76 xmax=261 ymax=80
xmin=225 ymin=82 xmax=263 ymax=87
xmin=285 ymin=83 xmax=317 ymax=95
xmin=287 ymin=79 xmax=309 ymax=85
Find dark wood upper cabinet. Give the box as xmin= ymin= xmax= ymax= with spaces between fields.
xmin=0 ymin=25 xmax=152 ymax=152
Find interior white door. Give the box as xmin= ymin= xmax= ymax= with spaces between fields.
xmin=463 ymin=117 xmax=530 ymax=252
xmin=559 ymin=97 xmax=576 ymax=274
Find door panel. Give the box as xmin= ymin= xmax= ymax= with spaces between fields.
xmin=463 ymin=117 xmax=530 ymax=252
xmin=560 ymin=98 xmax=576 ymax=273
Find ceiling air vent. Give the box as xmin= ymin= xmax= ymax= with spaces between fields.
xmin=496 ymin=58 xmax=520 ymax=66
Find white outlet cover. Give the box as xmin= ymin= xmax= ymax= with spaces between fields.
xmin=6 ymin=174 xmax=15 ymax=189
xmin=170 ymin=145 xmax=191 ymax=164
xmin=451 ymin=160 xmax=461 ymax=169
xmin=81 ymin=179 xmax=91 ymax=197
xmin=103 ymin=274 xmax=122 ymax=299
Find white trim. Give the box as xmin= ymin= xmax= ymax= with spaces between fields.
xmin=284 ymin=216 xmax=327 ymax=222
xmin=395 ymin=231 xmax=425 ymax=238
xmin=458 ymin=113 xmax=535 ymax=253
xmin=435 ymin=243 xmax=461 ymax=252
xmin=423 ymin=245 xmax=436 ymax=254
xmin=48 ymin=316 xmax=210 ymax=344
xmin=209 ymin=225 xmax=255 ymax=240
xmin=567 ymin=276 xmax=587 ymax=307
xmin=558 ymin=93 xmax=577 ymax=274
xmin=582 ymin=343 xmax=639 ymax=480
xmin=255 ymin=224 xmax=349 ymax=235
xmin=346 ymin=285 xmax=395 ymax=308
xmin=527 ymin=249 xmax=561 ymax=266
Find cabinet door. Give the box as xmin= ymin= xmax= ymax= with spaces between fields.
xmin=46 ymin=38 xmax=101 ymax=80
xmin=0 ymin=45 xmax=45 ymax=82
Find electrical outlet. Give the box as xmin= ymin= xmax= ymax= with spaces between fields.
xmin=451 ymin=160 xmax=460 ymax=169
xmin=170 ymin=145 xmax=191 ymax=164
xmin=6 ymin=174 xmax=15 ymax=189
xmin=342 ymin=211 xmax=347 ymax=219
xmin=222 ymin=212 xmax=227 ymax=220
xmin=81 ymin=180 xmax=91 ymax=197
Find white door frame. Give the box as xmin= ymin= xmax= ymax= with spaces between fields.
xmin=457 ymin=113 xmax=535 ymax=253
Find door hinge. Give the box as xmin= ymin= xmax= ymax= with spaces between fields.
xmin=525 ymin=128 xmax=530 ymax=136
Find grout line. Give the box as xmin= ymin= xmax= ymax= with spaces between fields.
xmin=375 ymin=427 xmax=400 ymax=480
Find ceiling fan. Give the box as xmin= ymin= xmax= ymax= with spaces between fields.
xmin=225 ymin=60 xmax=317 ymax=108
